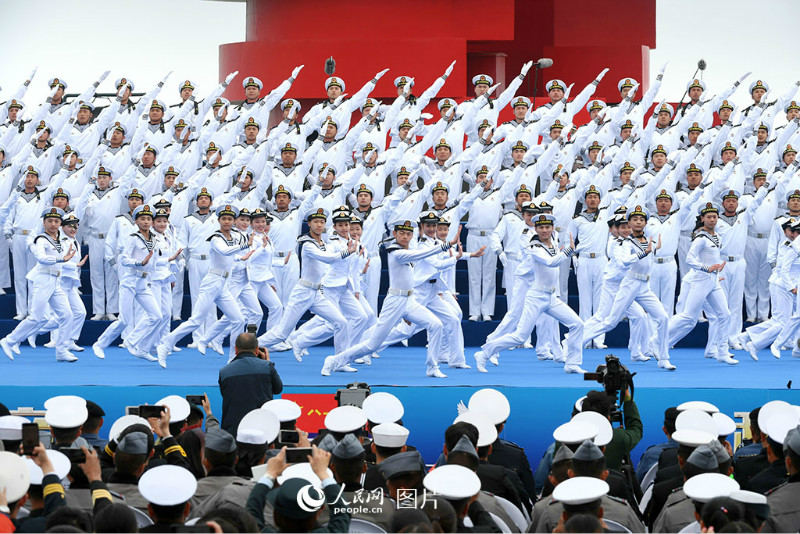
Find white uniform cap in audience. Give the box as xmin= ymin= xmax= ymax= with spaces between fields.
xmin=139 ymin=465 xmax=197 ymax=506
xmin=730 ymin=490 xmax=767 ymax=505
xmin=468 ymin=388 xmax=511 ymax=425
xmin=423 ymin=464 xmax=481 ymax=500
xmin=0 ymin=451 xmax=30 ymax=502
xmin=683 ymin=472 xmax=739 ymax=503
xmin=109 ymin=415 xmax=150 ymax=442
xmin=454 ymin=411 xmax=498 ymax=447
xmin=759 ymin=400 xmax=795 ymax=429
xmin=362 ymin=392 xmax=404 ymax=424
xmin=26 ymin=450 xmax=71 ymax=484
xmin=278 ymin=462 xmax=333 ymax=488
xmin=372 ymin=422 xmax=410 ymax=448
xmin=574 ymin=396 xmax=587 ymax=412
xmin=672 ymin=429 xmax=716 ymax=447
xmin=761 ymin=412 xmax=800 ymax=444
xmin=45 ymin=403 xmax=88 ymax=429
xmin=677 ymin=401 xmax=719 ymax=414
xmin=553 ymin=476 xmax=609 ymax=505
xmin=712 ymin=413 xmax=736 ymax=437
xmin=553 ymin=420 xmax=597 ymax=445
xmin=155 ymin=395 xmax=191 ymax=422
xmin=237 ymin=409 xmax=279 ymax=444
xmin=44 ymin=395 xmax=86 ymax=410
xmin=0 ymin=415 xmax=30 ymax=440
xmin=572 ymin=411 xmax=613 ymax=446
xmin=262 ymin=399 xmax=301 ymax=422
xmin=325 ymin=406 xmax=367 ymax=433
xmin=676 ymin=409 xmax=714 ymax=432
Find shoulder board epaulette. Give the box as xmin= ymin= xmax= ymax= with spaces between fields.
xmin=606 ymin=494 xmax=628 ymax=505
xmin=765 ymin=481 xmax=789 ymax=495
xmin=499 ymin=438 xmax=522 ymax=450
xmin=384 ymin=243 xmax=402 ymax=253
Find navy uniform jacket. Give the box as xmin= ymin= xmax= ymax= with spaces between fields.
xmin=488 ymin=438 xmax=536 ymax=498
xmin=219 ymin=352 xmax=283 ymax=434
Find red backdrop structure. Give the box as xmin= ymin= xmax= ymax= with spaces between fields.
xmin=219 ymin=0 xmax=655 ymax=126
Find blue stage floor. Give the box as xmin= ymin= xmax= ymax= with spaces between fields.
xmin=3 ymin=345 xmax=800 ymax=390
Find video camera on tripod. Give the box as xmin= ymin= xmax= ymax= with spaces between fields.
xmin=584 ymin=355 xmax=636 ymax=424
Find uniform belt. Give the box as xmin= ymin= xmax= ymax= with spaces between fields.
xmin=578 ymin=252 xmax=601 ymax=259
xmin=555 ymin=227 xmax=563 ymax=232
xmin=138 ymin=272 xmax=149 ymax=278
xmin=748 ymin=230 xmax=767 ymax=239
xmin=654 ymin=257 xmax=674 ymax=264
xmin=45 ymin=268 xmax=60 ymax=277
xmin=388 ymin=288 xmax=413 ymax=297
xmin=533 ymin=286 xmax=557 ymax=293
xmin=726 ymin=256 xmax=740 ymax=262
xmin=209 ymin=268 xmax=229 ymax=278
xmin=191 ymin=253 xmax=209 ymax=260
xmin=469 ymin=228 xmax=492 ymax=236
xmin=95 ymin=233 xmax=105 ymax=239
xmin=276 ymin=251 xmax=291 ymax=257
xmin=297 ymin=278 xmax=321 ymax=290
xmin=427 ymin=279 xmax=437 ymax=284
xmin=629 ymin=272 xmax=650 ymax=282
xmin=19 ymin=229 xmax=30 ymax=236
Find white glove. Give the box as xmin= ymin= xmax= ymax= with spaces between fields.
xmin=162 ymin=71 xmax=174 ymax=84
xmin=98 ymin=70 xmax=111 ymax=83
xmin=444 ymin=60 xmax=456 ymax=77
xmin=659 ymin=62 xmax=669 ymax=75
xmin=595 ymin=68 xmax=610 ymax=82
xmin=224 ymin=71 xmax=239 ymax=85
xmin=420 ymin=113 xmax=433 ymax=120
xmin=487 ymin=83 xmax=501 ymax=96
xmin=374 ymin=68 xmax=389 ymax=81
xmin=333 ymin=93 xmax=347 ymax=106
xmin=482 ymin=126 xmax=494 ymax=141
xmin=291 ymin=65 xmax=304 ymax=79
xmin=456 ymin=400 xmax=468 ymax=415
xmin=404 ymin=78 xmax=415 ymax=96
xmin=520 ymin=60 xmax=533 ymax=77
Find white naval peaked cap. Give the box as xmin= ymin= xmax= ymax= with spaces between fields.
xmin=393 ymin=76 xmax=414 ymax=88
xmin=325 ymin=76 xmax=345 ymax=92
xmin=372 ymin=422 xmax=410 ymax=448
xmin=748 ymin=79 xmax=769 ymax=94
xmin=672 ymin=429 xmax=716 ymax=447
xmin=155 ymin=395 xmax=191 ymax=422
xmin=44 ymin=395 xmax=86 ymax=411
xmin=545 ymin=79 xmax=566 ymax=92
xmin=26 ymin=449 xmax=71 ymax=485
xmin=262 ymin=399 xmax=301 ymax=422
xmin=761 ymin=412 xmax=800 ymax=445
xmin=109 ymin=415 xmax=150 ymax=442
xmin=758 ymin=400 xmax=795 ymax=429
xmin=471 ymin=74 xmax=493 ymax=86
xmin=656 ymin=102 xmax=675 ymax=117
xmin=712 ymin=412 xmax=736 ymax=437
xmin=437 ymin=98 xmax=457 ymax=111
xmin=45 ymin=403 xmax=88 ymax=429
xmin=677 ymin=401 xmax=719 ymax=414
xmin=454 ymin=410 xmax=498 ymax=447
xmin=617 ymin=77 xmax=638 ymax=92
xmin=242 ymin=76 xmax=263 ymax=90
xmin=553 ymin=420 xmax=597 ymax=445
xmin=325 ymin=405 xmax=368 ymax=433
xmin=423 ymin=464 xmax=481 ymax=499
xmin=686 ymin=78 xmax=706 ymax=92
xmin=238 ymin=408 xmax=279 ymax=444
xmin=553 ymin=476 xmax=609 ymax=505
xmin=0 ymin=415 xmax=30 ymax=440
xmin=468 ymin=388 xmax=510 ymax=425
xmin=362 ymin=392 xmax=404 ymax=424
xmin=277 ymin=462 xmax=333 ymax=489
xmin=139 ymin=465 xmax=197 ymax=506
xmin=0 ymin=451 xmax=30 ymax=502
xmin=684 ymin=472 xmax=739 ymax=503
xmin=729 ymin=489 xmax=767 ymax=505
xmin=676 ymin=409 xmax=715 ymax=432
xmin=572 ymin=411 xmax=613 ymax=447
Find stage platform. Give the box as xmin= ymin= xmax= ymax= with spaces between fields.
xmin=3 ymin=345 xmax=800 ymax=466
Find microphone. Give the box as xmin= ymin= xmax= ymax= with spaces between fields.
xmin=698 ymin=59 xmax=707 ymax=71
xmin=536 ymin=58 xmax=554 ymax=69
xmin=325 ymin=57 xmax=336 ymax=76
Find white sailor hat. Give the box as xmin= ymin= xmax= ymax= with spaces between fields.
xmin=0 ymin=415 xmax=30 ymax=440
xmin=553 ymin=420 xmax=597 ymax=445
xmin=510 ymin=96 xmax=531 ymax=109
xmin=45 ymin=403 xmax=88 ymax=429
xmin=109 ymin=414 xmax=150 ymax=442
xmin=672 ymin=429 xmax=716 ymax=447
xmin=77 ymin=100 xmax=95 ymax=112
xmin=243 ymin=76 xmax=263 ymax=90
xmin=6 ymin=99 xmax=24 ymax=110
xmin=423 ymin=464 xmax=481 ymax=500
xmin=360 ymin=98 xmax=379 ymax=113
xmin=656 ymin=102 xmax=675 ymax=117
xmin=758 ymin=400 xmax=795 ymax=429
xmin=712 ymin=412 xmax=736 ymax=437
xmin=278 ymin=462 xmax=333 ymax=488
xmin=26 ymin=450 xmax=71 ymax=485
xmin=325 ymin=76 xmax=345 ymax=92
xmin=438 ymin=98 xmax=457 ymax=111
xmin=546 ymin=79 xmax=566 ymax=93
xmin=0 ymin=451 xmax=30 ymax=502
xmin=586 ymin=99 xmax=606 ymax=113
xmin=761 ymin=411 xmax=800 ymax=444
xmin=244 ymin=116 xmax=261 ymax=129
xmin=149 ymin=99 xmax=166 ymax=111
xmin=212 ymin=97 xmax=230 ymax=109
xmin=115 ymin=77 xmax=134 ymax=91
xmin=48 ymin=77 xmax=67 ymax=90
xmin=454 ymin=411 xmax=498 ymax=447
xmin=325 ymin=406 xmax=367 ymax=434
xmin=684 ymin=472 xmax=739 ymax=503
xmin=467 ymin=388 xmax=510 ymax=425
xmin=139 ymin=465 xmax=197 ymax=505
xmin=749 ymin=79 xmax=769 ymax=94
xmin=553 ymin=476 xmax=609 ymax=505
xmin=686 ymin=78 xmax=706 ymax=92
xmin=394 ymin=76 xmax=414 ymax=88
xmin=216 ymin=204 xmax=241 ymax=219
xmin=281 ymin=98 xmax=300 ymax=113
xmin=362 ymin=392 xmax=404 ymax=424
xmin=178 ymin=79 xmax=196 ymax=92
xmin=730 ymin=489 xmax=767 ymax=506
xmin=572 ymin=411 xmax=613 ymax=447
xmin=676 ymin=409 xmax=715 ymax=432
xmin=261 ymin=399 xmax=301 ymax=422
xmin=472 ymin=74 xmax=493 ymax=87
xmin=392 ymin=219 xmax=417 ymax=232
xmin=237 ymin=408 xmax=280 ymax=444
xmin=155 ymin=395 xmax=191 ymax=422
xmin=372 ymin=422 xmax=410 ymax=448
xmin=25 ymin=163 xmax=41 ymax=177
xmin=617 ymin=78 xmax=637 ymax=92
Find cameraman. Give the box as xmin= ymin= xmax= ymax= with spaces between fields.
xmin=219 ymin=333 xmax=283 ymax=434
xmin=581 ymin=388 xmax=642 ymax=472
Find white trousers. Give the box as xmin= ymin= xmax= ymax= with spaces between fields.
xmin=744 ymin=236 xmax=771 ymax=320
xmin=291 ymin=284 xmax=372 ymax=351
xmin=187 ymin=257 xmax=214 ymax=343
xmin=41 ymin=278 xmax=85 ymax=343
xmin=668 ymin=278 xmax=729 ymax=357
xmin=649 ymin=258 xmax=677 ymax=316
xmin=171 ymin=265 xmax=185 ymax=320
xmin=466 ymin=233 xmax=496 ymax=317
xmin=364 ymin=255 xmax=382 ymax=314
xmin=775 ymin=288 xmax=800 ymax=348
xmin=575 ymin=255 xmax=606 ymax=345
xmin=481 ymin=287 xmax=583 ymax=366
xmin=152 ymin=279 xmax=173 ymax=348
xmin=97 ymin=281 xmax=161 ymax=351
xmin=252 ymin=280 xmax=283 ymax=332
xmin=0 ymin=237 xmax=11 ymax=288
xmin=746 ymin=284 xmax=793 ymax=349
xmin=331 ymin=293 xmax=443 ymax=373
xmin=272 ymin=254 xmax=299 ymax=304
xmin=87 ymin=236 xmax=117 ymax=315
xmin=11 ymin=234 xmax=34 ymax=315
xmin=719 ymin=259 xmax=746 ymax=341
xmin=6 ymin=275 xmax=71 ymax=359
